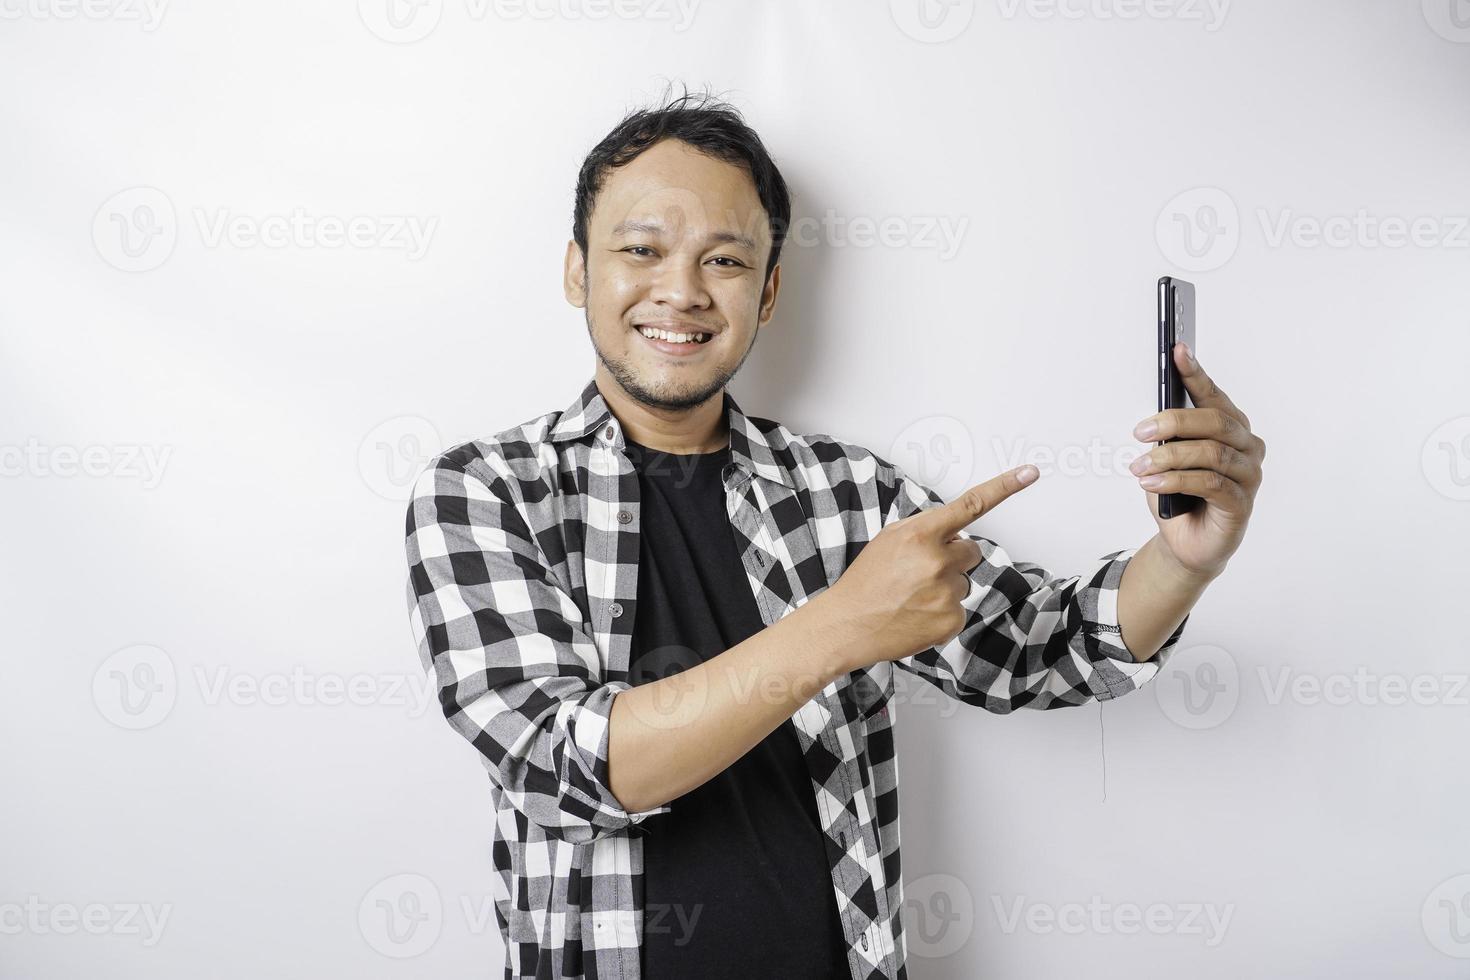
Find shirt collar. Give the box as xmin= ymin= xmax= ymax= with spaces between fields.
xmin=549 ymin=374 xmax=794 ymax=489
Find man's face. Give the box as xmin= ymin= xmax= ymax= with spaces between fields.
xmin=564 ymin=138 xmax=781 ymax=412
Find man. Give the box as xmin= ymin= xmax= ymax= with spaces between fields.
xmin=403 ymin=88 xmax=1265 ymax=980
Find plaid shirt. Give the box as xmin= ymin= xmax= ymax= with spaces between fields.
xmin=403 ymin=375 xmax=1187 ymax=980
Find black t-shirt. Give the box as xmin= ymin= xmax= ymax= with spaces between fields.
xmin=623 ymin=435 xmax=850 ymax=980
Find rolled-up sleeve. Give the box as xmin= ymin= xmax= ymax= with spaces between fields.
xmin=877 ymin=458 xmax=1188 ymax=712
xmin=404 ymin=453 xmax=671 ymax=844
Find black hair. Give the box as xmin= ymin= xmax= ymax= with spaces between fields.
xmin=572 ymin=81 xmax=791 ymax=287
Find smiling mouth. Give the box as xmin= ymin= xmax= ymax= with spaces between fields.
xmin=632 ymin=324 xmax=714 ymax=347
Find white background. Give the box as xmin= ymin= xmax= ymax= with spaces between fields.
xmin=3 ymin=0 xmax=1468 ymax=976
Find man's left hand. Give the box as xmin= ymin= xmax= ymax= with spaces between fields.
xmin=1129 ymin=341 xmax=1266 ymax=581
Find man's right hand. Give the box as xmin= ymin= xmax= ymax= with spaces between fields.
xmin=819 ymin=463 xmax=1041 ymax=671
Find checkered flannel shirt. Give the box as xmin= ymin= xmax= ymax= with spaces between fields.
xmin=403 ymin=375 xmax=1188 ymax=980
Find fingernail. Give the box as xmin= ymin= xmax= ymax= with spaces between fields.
xmin=1182 ymin=342 xmax=1196 ymax=366
xmin=1139 ymin=474 xmax=1164 ymax=489
xmin=1016 ymin=464 xmax=1038 ymax=485
xmin=1134 ymin=420 xmax=1158 ymax=440
xmin=1128 ymin=453 xmax=1151 ymax=475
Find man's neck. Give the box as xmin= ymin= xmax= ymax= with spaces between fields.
xmin=594 ymin=368 xmax=730 ymax=455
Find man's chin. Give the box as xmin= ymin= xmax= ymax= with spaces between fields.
xmin=620 ymin=368 xmax=726 ymax=412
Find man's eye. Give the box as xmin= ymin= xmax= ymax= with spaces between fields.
xmin=622 ymin=246 xmax=655 ymax=257
xmin=708 ymin=256 xmax=744 ymax=268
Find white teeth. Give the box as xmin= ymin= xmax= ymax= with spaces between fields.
xmin=638 ymin=325 xmax=707 ymax=344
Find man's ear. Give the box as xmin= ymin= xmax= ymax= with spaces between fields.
xmin=563 ymin=239 xmax=587 ymax=308
xmin=758 ymin=263 xmax=781 ymax=324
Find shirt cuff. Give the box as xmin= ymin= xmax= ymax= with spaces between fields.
xmin=594 ymin=683 xmax=674 ymax=830
xmin=1076 ymin=549 xmax=1189 ymax=684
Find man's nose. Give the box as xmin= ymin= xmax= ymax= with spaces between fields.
xmin=648 ymin=256 xmax=711 ymax=310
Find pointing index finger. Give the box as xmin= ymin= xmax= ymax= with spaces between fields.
xmin=917 ymin=464 xmax=1039 ymax=539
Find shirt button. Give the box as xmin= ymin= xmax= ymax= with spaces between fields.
xmin=617 ymin=510 xmax=632 ymax=525
xmin=603 ymin=424 xmax=615 ymax=440
xmin=755 ymin=552 xmax=766 ymax=567
xmin=609 ymin=602 xmax=623 ymax=618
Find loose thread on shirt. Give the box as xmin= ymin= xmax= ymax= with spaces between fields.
xmin=1098 ymin=702 xmax=1108 ymax=803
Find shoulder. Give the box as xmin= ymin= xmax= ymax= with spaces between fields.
xmin=745 ymin=412 xmax=908 ymax=505
xmin=765 ymin=413 xmax=952 ymax=529
xmin=408 ymin=409 xmax=562 ymax=507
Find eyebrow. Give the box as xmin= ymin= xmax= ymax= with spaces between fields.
xmin=610 ymin=219 xmax=758 ymax=251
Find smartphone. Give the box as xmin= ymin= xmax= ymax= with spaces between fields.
xmin=1157 ymin=276 xmax=1200 ymax=519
